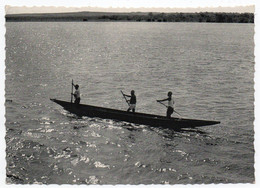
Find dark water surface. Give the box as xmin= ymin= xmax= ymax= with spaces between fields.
xmin=5 ymin=22 xmax=254 ymax=184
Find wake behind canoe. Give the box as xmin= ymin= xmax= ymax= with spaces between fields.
xmin=50 ymin=98 xmax=220 ymax=130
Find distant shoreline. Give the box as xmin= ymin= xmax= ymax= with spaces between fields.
xmin=5 ymin=12 xmax=254 ymax=23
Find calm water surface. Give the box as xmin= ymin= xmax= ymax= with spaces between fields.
xmin=5 ymin=22 xmax=254 ymax=184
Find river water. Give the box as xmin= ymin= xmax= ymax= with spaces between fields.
xmin=5 ymin=22 xmax=254 ymax=184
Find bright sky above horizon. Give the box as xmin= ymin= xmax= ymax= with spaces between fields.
xmin=5 ymin=0 xmax=255 ymax=14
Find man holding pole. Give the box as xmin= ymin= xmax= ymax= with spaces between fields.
xmin=71 ymin=82 xmax=81 ymax=104
xmin=122 ymin=90 xmax=136 ymax=112
xmin=157 ymin=91 xmax=174 ymax=118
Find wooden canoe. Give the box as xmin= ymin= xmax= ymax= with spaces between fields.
xmin=50 ymin=99 xmax=220 ymax=130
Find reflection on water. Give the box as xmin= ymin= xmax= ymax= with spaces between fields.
xmin=5 ymin=22 xmax=254 ymax=184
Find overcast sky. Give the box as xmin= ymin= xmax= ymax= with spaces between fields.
xmin=5 ymin=5 xmax=254 ymax=14
xmin=4 ymin=0 xmax=255 ymax=14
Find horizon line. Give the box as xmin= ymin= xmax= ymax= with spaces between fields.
xmin=5 ymin=5 xmax=255 ymax=14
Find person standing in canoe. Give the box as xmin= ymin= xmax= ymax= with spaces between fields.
xmin=123 ymin=90 xmax=136 ymax=112
xmin=157 ymin=91 xmax=174 ymax=118
xmin=71 ymin=84 xmax=81 ymax=104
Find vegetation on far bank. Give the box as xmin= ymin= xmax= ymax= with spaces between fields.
xmin=6 ymin=12 xmax=254 ymax=23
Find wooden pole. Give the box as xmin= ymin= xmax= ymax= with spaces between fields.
xmin=71 ymin=79 xmax=73 ymax=103
xmin=121 ymin=90 xmax=130 ymax=106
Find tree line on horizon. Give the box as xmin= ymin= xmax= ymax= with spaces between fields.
xmin=97 ymin=12 xmax=254 ymax=23
xmin=6 ymin=12 xmax=254 ymax=23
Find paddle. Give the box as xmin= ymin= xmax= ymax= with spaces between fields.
xmin=121 ymin=90 xmax=130 ymax=106
xmin=156 ymin=100 xmax=182 ymax=118
xmin=71 ymin=79 xmax=74 ymax=103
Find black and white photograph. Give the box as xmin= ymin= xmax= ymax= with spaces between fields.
xmin=1 ymin=0 xmax=258 ymax=186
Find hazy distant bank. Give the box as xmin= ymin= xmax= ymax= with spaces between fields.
xmin=6 ymin=11 xmax=254 ymax=23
